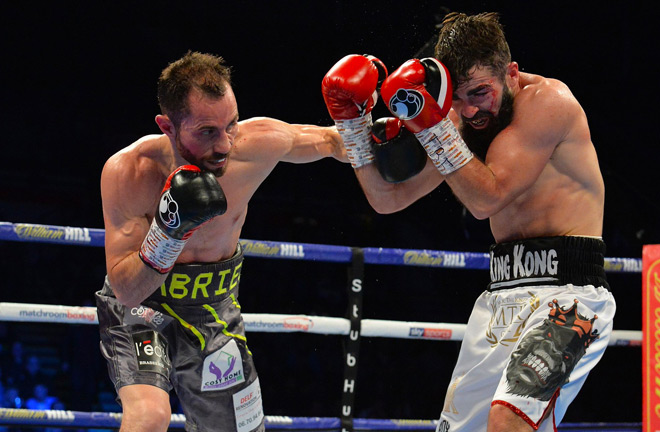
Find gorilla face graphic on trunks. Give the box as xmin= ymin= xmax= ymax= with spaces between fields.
xmin=505 ymin=320 xmax=585 ymax=401
xmin=505 ymin=299 xmax=599 ymax=401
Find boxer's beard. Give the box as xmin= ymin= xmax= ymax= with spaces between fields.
xmin=175 ymin=132 xmax=228 ymax=177
xmin=459 ymin=88 xmax=514 ymax=161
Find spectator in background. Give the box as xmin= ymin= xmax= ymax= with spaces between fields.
xmin=1 ymin=342 xmax=25 ymax=389
xmin=26 ymin=383 xmax=59 ymax=411
xmin=18 ymin=355 xmax=50 ymax=398
xmin=2 ymin=386 xmax=22 ymax=408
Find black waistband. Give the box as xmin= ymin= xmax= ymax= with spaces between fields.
xmin=146 ymin=244 xmax=244 ymax=305
xmin=488 ymin=236 xmax=608 ymax=291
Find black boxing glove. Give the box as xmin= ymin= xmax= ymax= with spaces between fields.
xmin=139 ymin=165 xmax=227 ymax=273
xmin=371 ymin=117 xmax=427 ymax=183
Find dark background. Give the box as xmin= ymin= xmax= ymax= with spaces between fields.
xmin=0 ymin=0 xmax=656 ymax=426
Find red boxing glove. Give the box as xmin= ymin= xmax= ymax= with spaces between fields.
xmin=381 ymin=58 xmax=472 ymax=175
xmin=322 ymin=54 xmax=388 ymax=168
xmin=380 ymin=58 xmax=452 ymax=133
xmin=322 ymin=54 xmax=387 ymax=120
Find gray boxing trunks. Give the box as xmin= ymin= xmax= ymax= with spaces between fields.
xmin=95 ymin=244 xmax=264 ymax=432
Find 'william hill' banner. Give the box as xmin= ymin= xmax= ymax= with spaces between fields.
xmin=643 ymin=245 xmax=660 ymax=432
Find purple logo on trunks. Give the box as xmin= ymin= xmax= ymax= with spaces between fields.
xmin=209 ymin=356 xmax=236 ymax=380
xmin=201 ymin=340 xmax=245 ymax=392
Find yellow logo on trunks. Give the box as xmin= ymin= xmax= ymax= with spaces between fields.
xmin=485 ymin=292 xmax=540 ymax=347
xmin=159 ymin=262 xmax=242 ymax=300
xmin=442 ymin=375 xmax=462 ymax=415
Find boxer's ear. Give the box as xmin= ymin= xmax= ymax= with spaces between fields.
xmin=156 ymin=115 xmax=176 ymax=138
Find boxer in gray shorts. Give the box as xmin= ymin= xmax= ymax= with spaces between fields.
xmin=96 ymin=245 xmax=264 ymax=432
xmin=98 ymin=51 xmax=346 ymax=431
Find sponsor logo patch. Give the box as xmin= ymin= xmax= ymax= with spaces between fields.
xmin=132 ymin=330 xmax=171 ymax=376
xmin=233 ymin=378 xmax=264 ymax=432
xmin=409 ymin=327 xmax=452 ymax=340
xmin=201 ymin=339 xmax=245 ymax=391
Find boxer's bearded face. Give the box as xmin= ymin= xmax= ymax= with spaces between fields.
xmin=458 ymin=86 xmax=514 ymax=161
xmin=451 ymin=66 xmax=515 ymax=161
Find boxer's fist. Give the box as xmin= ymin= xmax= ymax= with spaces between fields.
xmin=380 ymin=58 xmax=452 ymax=133
xmin=155 ymin=166 xmax=227 ymax=239
xmin=322 ymin=54 xmax=387 ymax=121
xmin=381 ymin=58 xmax=472 ymax=175
xmin=371 ymin=117 xmax=427 ymax=183
xmin=139 ymin=165 xmax=227 ymax=273
xmin=322 ymin=54 xmax=388 ymax=169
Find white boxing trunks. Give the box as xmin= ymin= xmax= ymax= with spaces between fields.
xmin=437 ymin=236 xmax=616 ymax=432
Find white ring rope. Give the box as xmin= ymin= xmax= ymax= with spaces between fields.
xmin=0 ymin=302 xmax=640 ymax=346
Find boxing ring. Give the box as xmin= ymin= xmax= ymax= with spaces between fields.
xmin=0 ymin=221 xmax=644 ymax=431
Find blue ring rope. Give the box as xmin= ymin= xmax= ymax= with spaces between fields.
xmin=0 ymin=408 xmax=642 ymax=430
xmin=0 ymin=221 xmax=641 ymax=272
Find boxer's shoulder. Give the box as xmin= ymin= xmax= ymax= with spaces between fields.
xmin=233 ymin=117 xmax=320 ymax=160
xmin=104 ymin=135 xmax=172 ymax=182
xmin=101 ymin=136 xmax=171 ymax=213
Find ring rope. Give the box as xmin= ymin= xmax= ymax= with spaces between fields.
xmin=0 ymin=408 xmax=643 ymax=430
xmin=0 ymin=302 xmax=640 ymax=346
xmin=0 ymin=221 xmax=642 ymax=272
xmin=0 ymin=221 xmax=642 ymax=430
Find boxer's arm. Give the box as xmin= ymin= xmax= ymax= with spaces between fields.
xmin=101 ymin=154 xmax=168 ymax=307
xmin=444 ymin=83 xmax=573 ymax=219
xmin=353 ymin=158 xmax=445 ymax=214
xmin=237 ymin=117 xmax=348 ymax=163
xmin=282 ymin=123 xmax=348 ymax=163
xmin=234 ymin=115 xmax=444 ymax=213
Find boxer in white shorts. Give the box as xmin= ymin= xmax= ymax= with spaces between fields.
xmin=438 ymin=236 xmax=615 ymax=431
xmin=321 ymin=11 xmax=616 ymax=430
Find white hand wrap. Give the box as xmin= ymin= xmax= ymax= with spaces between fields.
xmin=139 ymin=218 xmax=187 ymax=274
xmin=415 ymin=117 xmax=473 ymax=175
xmin=335 ymin=114 xmax=375 ymax=169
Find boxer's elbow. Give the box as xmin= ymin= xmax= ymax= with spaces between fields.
xmin=463 ymin=198 xmax=505 ymax=220
xmin=107 ymin=263 xmax=153 ymax=308
xmin=371 ymin=202 xmax=401 ymax=215
xmin=108 ymin=279 xmax=142 ymax=309
xmin=364 ymin=191 xmax=412 ymax=214
xmin=467 ymin=206 xmax=493 ymax=220
xmin=116 ymin=293 xmax=142 ymax=309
